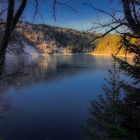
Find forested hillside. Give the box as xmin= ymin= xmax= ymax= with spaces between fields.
xmin=93 ymin=34 xmax=125 ymax=55
xmin=8 ymin=22 xmax=95 ymax=54
xmin=0 ymin=22 xmax=129 ymax=55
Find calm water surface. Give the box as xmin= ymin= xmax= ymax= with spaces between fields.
xmin=0 ymin=54 xmax=113 ymax=140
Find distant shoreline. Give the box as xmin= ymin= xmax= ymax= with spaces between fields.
xmin=90 ymin=53 xmax=133 ymax=58
xmin=41 ymin=53 xmax=133 ymax=58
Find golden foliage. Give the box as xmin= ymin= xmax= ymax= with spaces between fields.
xmin=93 ymin=34 xmax=125 ymax=55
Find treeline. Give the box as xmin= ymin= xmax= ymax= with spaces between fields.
xmin=93 ymin=34 xmax=125 ymax=55
xmin=1 ymin=22 xmax=133 ymax=55
xmin=20 ymin=23 xmax=135 ymax=55
xmin=18 ymin=22 xmax=95 ymax=54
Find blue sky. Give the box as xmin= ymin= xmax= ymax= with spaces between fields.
xmin=22 ymin=0 xmax=121 ymax=30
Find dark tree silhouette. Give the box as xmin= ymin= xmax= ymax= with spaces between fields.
xmin=0 ymin=0 xmax=27 ymax=76
xmin=86 ymin=0 xmax=140 ymax=139
xmin=86 ymin=61 xmax=125 ymax=140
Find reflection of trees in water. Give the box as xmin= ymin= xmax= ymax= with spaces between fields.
xmin=0 ymin=54 xmax=98 ymax=92
xmin=0 ymin=55 xmax=58 ymax=90
xmin=86 ymin=61 xmax=140 ymax=140
xmin=0 ymin=88 xmax=11 ymax=120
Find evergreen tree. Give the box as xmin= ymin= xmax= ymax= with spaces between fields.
xmin=115 ymin=1 xmax=140 ymax=138
xmin=86 ymin=61 xmax=125 ymax=140
xmin=86 ymin=1 xmax=140 ymax=139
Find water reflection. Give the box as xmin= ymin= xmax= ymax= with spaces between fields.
xmin=0 ymin=90 xmax=11 ymax=120
xmin=0 ymin=54 xmax=117 ymax=140
xmin=1 ymin=54 xmax=111 ymax=91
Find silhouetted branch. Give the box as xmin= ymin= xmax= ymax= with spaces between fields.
xmin=33 ymin=0 xmax=39 ymax=21
xmin=0 ymin=8 xmax=7 ymax=17
xmin=52 ymin=0 xmax=78 ymax=20
xmin=0 ymin=65 xmax=30 ymax=81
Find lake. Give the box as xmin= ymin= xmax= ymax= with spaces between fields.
xmin=0 ymin=54 xmax=113 ymax=140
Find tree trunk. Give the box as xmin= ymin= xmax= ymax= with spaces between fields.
xmin=122 ymin=0 xmax=140 ymax=36
xmin=0 ymin=0 xmax=27 ymax=77
xmin=0 ymin=0 xmax=15 ymax=77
